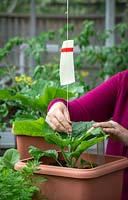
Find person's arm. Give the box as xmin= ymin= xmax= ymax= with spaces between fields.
xmin=68 ymin=74 xmax=119 ymax=122
xmin=46 ymin=72 xmax=121 ymax=132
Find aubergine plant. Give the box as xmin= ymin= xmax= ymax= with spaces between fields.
xmin=13 ymin=118 xmax=108 ymax=168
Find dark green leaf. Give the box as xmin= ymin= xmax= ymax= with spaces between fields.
xmin=29 ymin=146 xmax=58 ymax=161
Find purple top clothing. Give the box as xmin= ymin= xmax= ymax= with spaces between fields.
xmin=48 ymin=70 xmax=128 ymax=200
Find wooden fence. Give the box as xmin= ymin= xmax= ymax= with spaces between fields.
xmin=0 ymin=14 xmax=124 ymax=72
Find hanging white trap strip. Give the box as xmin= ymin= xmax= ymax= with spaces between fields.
xmin=59 ymin=0 xmax=75 ymax=86
xmin=60 ymin=39 xmax=75 ymax=85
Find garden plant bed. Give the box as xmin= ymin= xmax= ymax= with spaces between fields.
xmin=15 ymin=152 xmax=128 ymax=200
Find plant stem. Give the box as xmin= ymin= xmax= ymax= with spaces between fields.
xmin=55 ymin=159 xmax=63 ymax=167
xmin=61 ymin=149 xmax=71 ymax=167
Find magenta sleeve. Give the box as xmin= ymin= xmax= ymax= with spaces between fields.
xmin=47 ymin=71 xmax=124 ymax=122
xmin=68 ymin=73 xmax=120 ymax=122
xmin=48 ymin=98 xmax=67 ymax=111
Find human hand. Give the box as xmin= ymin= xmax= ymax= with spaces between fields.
xmin=46 ymin=102 xmax=72 ymax=133
xmin=93 ymin=120 xmax=128 ymax=146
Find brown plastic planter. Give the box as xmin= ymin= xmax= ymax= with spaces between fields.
xmin=15 ymin=153 xmax=128 ymax=200
xmin=16 ymin=135 xmax=59 ymax=159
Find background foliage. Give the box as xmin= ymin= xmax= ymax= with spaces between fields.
xmin=0 ymin=0 xmax=127 ymax=15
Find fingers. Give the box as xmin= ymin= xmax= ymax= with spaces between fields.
xmin=46 ymin=111 xmax=72 ymax=133
xmin=93 ymin=120 xmax=121 ymax=139
xmin=62 ymin=108 xmax=72 ymax=132
xmin=93 ymin=120 xmax=117 ymax=129
xmin=46 ymin=114 xmax=68 ymax=133
xmin=46 ymin=102 xmax=72 ymax=133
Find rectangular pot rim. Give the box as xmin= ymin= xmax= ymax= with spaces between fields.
xmin=15 ymin=153 xmax=128 ymax=179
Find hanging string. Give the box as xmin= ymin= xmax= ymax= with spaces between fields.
xmin=66 ymin=0 xmax=69 ymax=109
xmin=66 ymin=0 xmax=69 ymax=40
xmin=66 ymin=0 xmax=70 ymax=138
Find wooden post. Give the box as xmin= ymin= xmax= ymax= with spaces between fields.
xmin=30 ymin=0 xmax=36 ymax=38
xmin=105 ymin=0 xmax=115 ymax=47
xmin=29 ymin=0 xmax=36 ymax=74
xmin=104 ymin=0 xmax=116 ymax=79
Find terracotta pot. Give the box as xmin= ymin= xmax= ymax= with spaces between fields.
xmin=15 ymin=152 xmax=128 ymax=200
xmin=16 ymin=135 xmax=59 ymax=159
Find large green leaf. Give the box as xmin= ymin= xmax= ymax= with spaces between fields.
xmin=72 ymin=121 xmax=94 ymax=138
xmin=13 ymin=117 xmax=54 ymax=137
xmin=45 ymin=132 xmax=70 ymax=149
xmin=37 ymin=87 xmax=74 ymax=110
